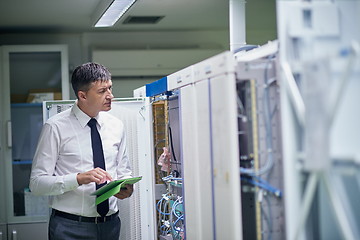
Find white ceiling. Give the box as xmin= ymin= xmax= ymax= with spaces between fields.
xmin=0 ymin=0 xmax=229 ymax=33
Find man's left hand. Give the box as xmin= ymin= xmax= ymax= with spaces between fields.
xmin=114 ymin=184 xmax=133 ymax=199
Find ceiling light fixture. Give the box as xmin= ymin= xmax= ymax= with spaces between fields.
xmin=94 ymin=0 xmax=137 ymax=27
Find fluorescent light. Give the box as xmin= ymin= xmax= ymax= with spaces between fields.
xmin=94 ymin=0 xmax=137 ymax=27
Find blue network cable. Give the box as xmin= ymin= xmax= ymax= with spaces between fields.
xmin=170 ymin=197 xmax=184 ymax=239
xmin=156 ymin=195 xmax=171 ymax=215
xmin=241 ymin=176 xmax=282 ymax=198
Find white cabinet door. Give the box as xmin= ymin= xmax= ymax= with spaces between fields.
xmin=0 ymin=224 xmax=7 ymax=240
xmin=7 ymin=223 xmax=47 ymax=240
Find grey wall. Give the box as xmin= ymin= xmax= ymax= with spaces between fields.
xmin=246 ymin=0 xmax=277 ymax=45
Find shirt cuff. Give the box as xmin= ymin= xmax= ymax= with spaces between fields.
xmin=120 ymin=175 xmax=133 ymax=179
xmin=63 ymin=173 xmax=80 ymax=191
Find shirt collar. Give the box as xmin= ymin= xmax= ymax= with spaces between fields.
xmin=72 ymin=101 xmax=104 ymax=129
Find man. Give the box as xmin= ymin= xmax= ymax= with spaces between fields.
xmin=30 ymin=62 xmax=133 ymax=240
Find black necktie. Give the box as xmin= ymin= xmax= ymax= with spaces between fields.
xmin=88 ymin=118 xmax=109 ymax=217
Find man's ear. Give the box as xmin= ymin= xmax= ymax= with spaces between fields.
xmin=78 ymin=91 xmax=86 ymax=100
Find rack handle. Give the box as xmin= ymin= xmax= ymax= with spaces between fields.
xmin=12 ymin=229 xmax=17 ymax=240
xmin=7 ymin=121 xmax=12 ymax=148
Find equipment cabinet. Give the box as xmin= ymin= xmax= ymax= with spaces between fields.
xmin=0 ymin=45 xmax=69 ymax=240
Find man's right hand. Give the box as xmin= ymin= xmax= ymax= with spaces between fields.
xmin=76 ymin=167 xmax=113 ymax=185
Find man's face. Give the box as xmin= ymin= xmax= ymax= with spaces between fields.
xmin=82 ymin=80 xmax=114 ymax=115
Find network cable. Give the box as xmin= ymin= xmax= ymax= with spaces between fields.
xmin=170 ymin=196 xmax=184 ymax=240
xmin=156 ymin=194 xmax=171 ymax=216
xmin=241 ymin=176 xmax=282 ymax=198
xmin=156 ymin=193 xmax=172 ymax=237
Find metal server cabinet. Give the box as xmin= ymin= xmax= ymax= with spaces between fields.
xmin=150 ymin=48 xmax=286 ymax=240
xmin=235 ymin=43 xmax=285 ymax=240
xmin=146 ymin=51 xmax=243 ymax=239
xmin=177 ymin=52 xmax=243 ymax=240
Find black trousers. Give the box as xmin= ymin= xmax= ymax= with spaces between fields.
xmin=49 ymin=212 xmax=121 ymax=240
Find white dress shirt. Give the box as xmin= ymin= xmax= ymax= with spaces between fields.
xmin=30 ymin=102 xmax=132 ymax=217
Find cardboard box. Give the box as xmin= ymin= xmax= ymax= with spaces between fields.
xmin=27 ymin=88 xmax=62 ymax=103
xmin=11 ymin=94 xmax=28 ymax=103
